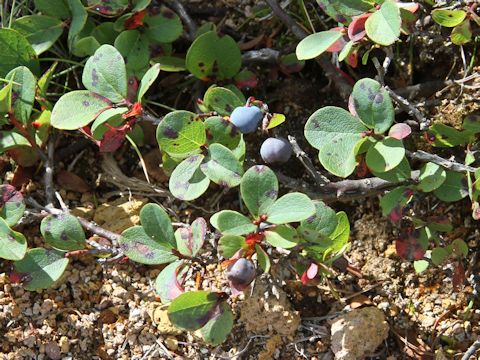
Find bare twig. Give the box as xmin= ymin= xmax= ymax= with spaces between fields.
xmin=242 ymin=48 xmax=280 ymax=64
xmin=265 ymin=0 xmax=353 ymax=100
xmin=277 ymin=170 xmax=420 ymax=202
xmin=406 ymin=150 xmax=477 ymax=173
xmin=287 ymin=135 xmax=329 ymax=185
xmin=385 ymin=85 xmax=431 ymax=130
xmin=169 ymin=0 xmax=197 ymax=41
xmin=461 ymin=338 xmax=480 ymax=360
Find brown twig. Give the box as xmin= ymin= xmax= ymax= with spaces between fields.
xmin=9 ymin=114 xmax=48 ymax=162
xmin=264 ymin=0 xmax=353 ymax=100
xmin=385 ymin=85 xmax=431 ymax=130
xmin=406 ymin=150 xmax=477 ymax=173
xmin=242 ymin=48 xmax=280 ymax=64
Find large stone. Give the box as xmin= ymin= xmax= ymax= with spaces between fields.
xmin=330 ymin=307 xmax=389 ymax=360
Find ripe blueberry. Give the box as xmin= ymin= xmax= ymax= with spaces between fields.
xmin=260 ymin=137 xmax=292 ymax=164
xmin=229 ymin=106 xmax=263 ymax=134
xmin=227 ymin=258 xmax=256 ymax=289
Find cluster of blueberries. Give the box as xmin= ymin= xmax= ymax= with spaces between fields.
xmin=229 ymin=105 xmax=292 ymax=164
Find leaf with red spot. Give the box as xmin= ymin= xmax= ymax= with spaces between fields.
xmin=0 ymin=184 xmax=26 ymax=226
xmin=98 ymin=126 xmax=126 ymax=152
xmin=279 ymin=53 xmax=305 ymax=75
xmin=380 ymin=186 xmax=413 ymax=221
xmin=87 ymin=0 xmax=129 ymax=17
xmin=0 ymin=217 xmax=27 ymax=260
xmin=155 ymin=260 xmax=188 ymax=304
xmin=234 ymin=70 xmax=258 ymax=89
xmin=175 ymin=217 xmax=207 ymax=257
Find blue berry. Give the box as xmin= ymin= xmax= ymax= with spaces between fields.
xmin=260 ymin=137 xmax=292 ymax=164
xmin=227 ymin=258 xmax=256 ymax=288
xmin=229 ymin=106 xmax=263 ymax=134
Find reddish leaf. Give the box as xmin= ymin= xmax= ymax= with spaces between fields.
xmin=396 ymin=227 xmax=426 ymax=261
xmin=397 ymin=2 xmax=419 ymax=13
xmin=56 ymin=170 xmax=90 ymax=193
xmin=348 ymin=13 xmax=372 ymax=42
xmin=124 ymin=10 xmax=147 ymax=30
xmin=326 ymin=28 xmax=347 ymax=52
xmin=127 ymin=76 xmax=139 ymax=103
xmin=346 ymin=50 xmax=358 ymax=68
xmin=389 ymin=123 xmax=412 ymax=140
xmin=306 ymin=262 xmax=318 ymax=279
xmin=11 ymin=166 xmax=35 ymax=189
xmin=234 ymin=70 xmax=258 ymax=89
xmin=98 ymin=128 xmax=126 ymax=152
xmin=452 ymin=262 xmax=465 ymax=290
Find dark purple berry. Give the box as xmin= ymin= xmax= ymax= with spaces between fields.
xmin=226 ymin=258 xmax=256 ymax=289
xmin=260 ymin=137 xmax=292 ymax=164
xmin=229 ymin=106 xmax=263 ymax=134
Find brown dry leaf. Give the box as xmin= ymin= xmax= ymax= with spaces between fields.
xmin=239 ymin=34 xmax=265 ymax=50
xmin=349 ymin=294 xmax=372 ymax=309
xmin=56 ymin=170 xmax=90 ymax=193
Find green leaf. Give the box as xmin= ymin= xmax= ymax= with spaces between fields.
xmin=114 ymin=30 xmax=150 ymax=74
xmin=427 ymin=123 xmax=474 ymax=147
xmin=298 ymin=201 xmax=338 ymax=242
xmin=329 ymin=211 xmax=350 ymax=252
xmin=12 ymin=15 xmax=64 ymax=55
xmin=169 ymin=155 xmax=210 ymax=201
xmin=240 ymin=165 xmax=278 ymax=218
xmin=431 ymin=247 xmax=449 ymax=265
xmin=432 ymin=9 xmax=466 ymax=27
xmin=219 ymin=234 xmax=246 ymax=258
xmin=433 ymin=171 xmax=468 ymax=202
xmin=67 ymin=0 xmax=88 ymax=53
xmin=168 ymin=290 xmax=224 ymax=331
xmin=351 ymin=78 xmax=394 ymax=133
xmin=306 ymin=211 xmax=350 ymax=254
xmin=0 ymin=217 xmax=27 ymax=260
xmin=0 ymin=130 xmax=31 ymax=152
xmin=0 ymin=29 xmax=40 ymax=77
xmin=365 ymin=0 xmax=401 ymax=46
xmin=414 ymin=259 xmax=429 ymax=273
xmin=265 ymin=225 xmax=300 ymax=248
xmin=452 ymin=239 xmax=468 ymax=257
xmin=451 ymin=20 xmax=472 ymax=45
xmin=71 ymin=36 xmax=101 ymax=57
xmin=0 ymin=82 xmax=12 ymax=114
xmin=199 ymin=303 xmax=234 ymax=345
xmin=140 ymin=203 xmax=175 ymax=248
xmin=205 ymin=116 xmax=241 ymax=150
xmin=186 ymin=31 xmax=241 ymax=80
xmin=144 ymin=7 xmax=183 ymax=43
xmin=215 ymin=210 xmax=256 ymax=236
xmin=51 ymin=90 xmax=112 ymax=130
xmin=200 ymin=144 xmax=243 ymax=188
xmin=266 ymin=193 xmax=315 ymax=224
xmin=41 ymin=214 xmax=86 ymax=251
xmin=0 ymin=184 xmax=26 ymax=227
xmin=203 ymin=86 xmax=244 ymax=116
xmin=87 ymin=0 xmax=129 ymax=16
xmin=91 ymin=107 xmax=128 ymax=140
xmin=417 ymin=162 xmax=446 ymax=193
xmin=138 ymin=63 xmax=160 ymax=102
xmin=119 ymin=226 xmax=177 ymax=264
xmin=152 ymin=56 xmax=186 ymax=72
xmin=304 ymin=106 xmax=367 ymax=177
xmin=267 ymin=113 xmax=286 ymax=130
xmin=370 ymin=156 xmax=411 ymax=183
xmin=82 ymin=45 xmax=127 ymax=103
xmin=155 ymin=260 xmax=186 ymax=304
xmin=255 ymin=244 xmax=270 ymax=273
xmin=379 ymin=186 xmax=412 ymax=217
xmin=295 ymin=31 xmax=343 ymax=60
xmin=34 ymin=0 xmax=70 ymax=19
xmin=175 ymin=218 xmax=207 ymax=257
xmin=157 ymin=111 xmax=205 ymax=158
xmin=366 ymin=137 xmax=405 ymax=172
xmin=92 ymin=22 xmax=119 ymax=45
xmin=14 ymin=248 xmax=69 ymax=290
xmin=6 ymin=66 xmax=36 ymax=124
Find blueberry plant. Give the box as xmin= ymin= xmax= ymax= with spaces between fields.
xmin=1 ymin=0 xmax=479 ymax=354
